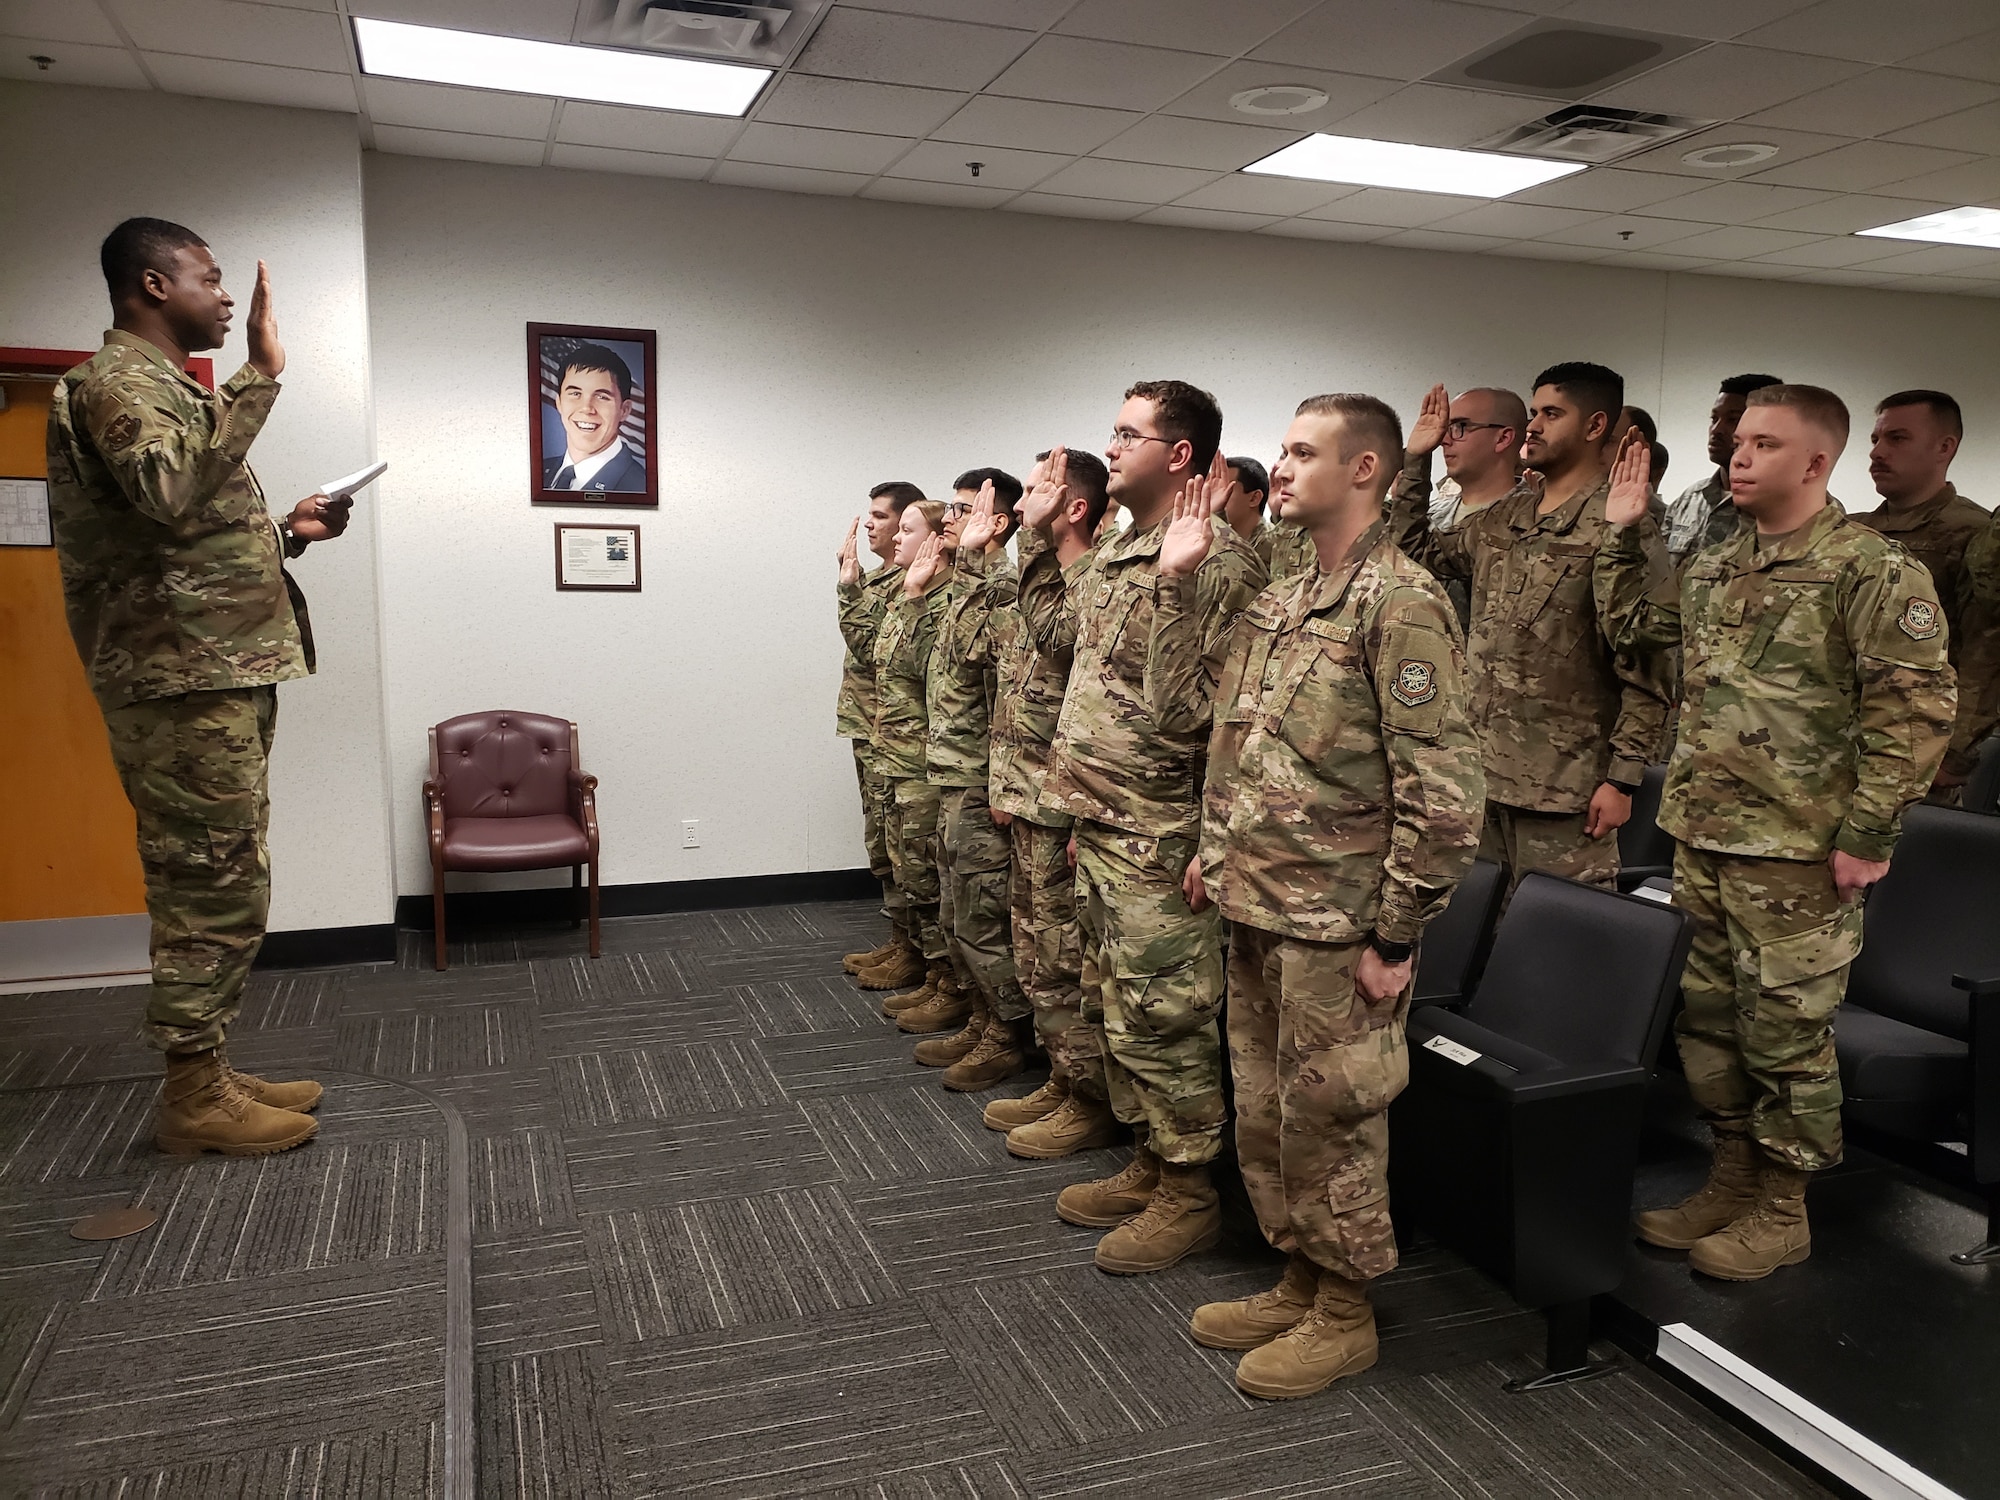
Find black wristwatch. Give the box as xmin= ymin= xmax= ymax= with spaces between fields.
xmin=1367 ymin=932 xmax=1414 ymax=965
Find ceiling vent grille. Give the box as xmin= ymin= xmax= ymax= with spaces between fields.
xmin=577 ymin=0 xmax=829 ymax=67
xmin=1475 ymin=105 xmax=1708 ymax=165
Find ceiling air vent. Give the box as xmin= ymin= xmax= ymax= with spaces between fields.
xmin=1474 ymin=105 xmax=1708 ymax=166
xmin=1429 ymin=20 xmax=1700 ymax=101
xmin=576 ymin=0 xmax=830 ymax=68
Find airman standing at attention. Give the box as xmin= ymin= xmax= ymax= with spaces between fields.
xmin=1386 ymin=385 xmax=1529 ymax=630
xmin=1598 ymin=384 xmax=1954 ymax=1281
xmin=838 ymin=482 xmax=921 ymax=984
xmin=46 ymin=217 xmax=347 ymax=1156
xmin=1664 ymin=373 xmax=1784 ymax=571
xmin=1159 ymin=394 xmax=1482 ymax=1399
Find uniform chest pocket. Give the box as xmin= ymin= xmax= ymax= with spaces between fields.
xmin=1218 ymin=605 xmax=1285 ymax=723
xmin=1739 ymin=570 xmax=1838 ymax=683
xmin=1270 ymin=622 xmax=1367 ymax=771
xmin=1085 ymin=576 xmax=1150 ymax=684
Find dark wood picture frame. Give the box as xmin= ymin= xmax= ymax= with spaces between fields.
xmin=554 ymin=522 xmax=643 ymax=592
xmin=528 ymin=322 xmax=658 ymax=506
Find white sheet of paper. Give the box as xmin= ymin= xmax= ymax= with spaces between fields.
xmin=0 ymin=477 xmax=52 ymax=547
xmin=318 ymin=460 xmax=387 ymax=501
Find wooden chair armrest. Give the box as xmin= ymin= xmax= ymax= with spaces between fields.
xmin=571 ymin=772 xmax=600 ymax=854
xmin=423 ymin=779 xmax=446 ymax=852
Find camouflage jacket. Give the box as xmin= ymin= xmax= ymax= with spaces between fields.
xmin=836 ymin=562 xmax=903 ymax=746
xmin=1664 ymin=470 xmax=1744 ymax=572
xmin=46 ymin=331 xmax=310 ymax=711
xmin=1390 ymin=454 xmax=1671 ymax=813
xmin=1946 ymin=512 xmax=2000 ymax=777
xmin=925 ymin=547 xmax=1018 ymax=788
xmin=1852 ymin=483 xmax=1988 ymax=666
xmin=1597 ymin=501 xmax=1955 ymax=861
xmin=1261 ymin=518 xmax=1317 ymax=584
xmin=1028 ymin=515 xmax=1266 ymax=838
xmin=1168 ymin=522 xmax=1482 ymax=945
xmin=992 ymin=536 xmax=1099 ymax=826
xmin=871 ymin=572 xmax=952 ymax=781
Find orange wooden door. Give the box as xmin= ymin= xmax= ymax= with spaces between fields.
xmin=0 ymin=374 xmax=146 ymax=920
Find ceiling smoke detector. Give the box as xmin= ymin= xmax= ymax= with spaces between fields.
xmin=1429 ymin=19 xmax=1700 ymax=101
xmin=1229 ymin=84 xmax=1330 ymax=117
xmin=1476 ymin=105 xmax=1706 ymax=165
xmin=578 ymin=0 xmax=829 ymax=67
xmin=1681 ymin=142 xmax=1780 ymax=168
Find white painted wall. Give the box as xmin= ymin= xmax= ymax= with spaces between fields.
xmin=0 ymin=82 xmax=397 ymax=934
xmin=363 ymin=152 xmax=1998 ymax=897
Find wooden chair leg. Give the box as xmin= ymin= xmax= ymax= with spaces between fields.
xmin=433 ymin=878 xmax=448 ymax=972
xmin=571 ymin=863 xmax=583 ymax=928
xmin=588 ymin=857 xmax=601 ymax=958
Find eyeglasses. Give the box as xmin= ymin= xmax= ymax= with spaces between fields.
xmin=1445 ymin=420 xmax=1508 ymax=442
xmin=1109 ymin=428 xmax=1175 ymax=451
xmin=942 ymin=501 xmax=971 ymax=517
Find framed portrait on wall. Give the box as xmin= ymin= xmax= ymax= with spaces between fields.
xmin=528 ymin=323 xmax=658 ymax=505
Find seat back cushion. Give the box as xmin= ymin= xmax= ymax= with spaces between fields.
xmin=434 ymin=711 xmax=574 ymax=820
xmin=1848 ymin=806 xmax=2000 ymax=1042
xmin=1414 ymin=859 xmax=1503 ymax=1003
xmin=1616 ymin=762 xmax=1674 ymax=871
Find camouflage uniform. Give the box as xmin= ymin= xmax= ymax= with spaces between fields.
xmin=927 ymin=547 xmax=1027 ymax=1020
xmin=1027 ymin=518 xmax=1266 ymax=1165
xmin=837 ymin=562 xmax=905 ymax=928
xmin=1599 ymin=502 xmax=1955 ymax=1170
xmin=45 ymin=332 xmax=312 ymax=1055
xmin=1391 ymin=453 xmax=1671 ymax=893
xmin=872 ymin=576 xmax=954 ymax=962
xmin=1853 ymin=484 xmax=1987 ymax=667
xmin=1946 ymin=514 xmax=2000 ymax=788
xmin=1665 ymin=470 xmax=1745 ymax=573
xmin=1262 ymin=519 xmax=1317 ymax=585
xmin=1161 ymin=521 xmax=1482 ymax=1281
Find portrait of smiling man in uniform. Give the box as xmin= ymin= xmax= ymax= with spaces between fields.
xmin=529 ymin=326 xmax=656 ymax=501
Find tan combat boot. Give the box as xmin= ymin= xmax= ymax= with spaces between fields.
xmin=896 ymin=963 xmax=969 ymax=1033
xmin=1094 ymin=1159 xmax=1222 ymax=1274
xmin=156 ymin=1049 xmax=318 ymax=1158
xmin=856 ymin=940 xmax=925 ymax=992
xmin=1233 ymin=1270 xmax=1379 ymax=1399
xmin=220 ymin=1048 xmax=324 ymax=1114
xmin=843 ymin=935 xmax=899 ymax=975
xmin=882 ymin=963 xmax=939 ymax=1016
xmin=913 ymin=998 xmax=989 ymax=1067
xmin=943 ymin=1018 xmax=1027 ymax=1092
xmin=984 ymin=1075 xmax=1067 ymax=1132
xmin=1010 ymin=1091 xmax=1121 ymax=1160
xmin=1190 ymin=1254 xmax=1321 ymax=1350
xmin=1635 ymin=1133 xmax=1761 ymax=1250
xmin=1056 ymin=1144 xmax=1159 ymax=1226
xmin=1689 ymin=1165 xmax=1813 ymax=1281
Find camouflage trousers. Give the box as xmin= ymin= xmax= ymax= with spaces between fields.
xmin=852 ymin=744 xmax=905 ymax=937
xmin=1008 ymin=815 xmax=1105 ymax=1099
xmin=1227 ymin=923 xmax=1407 ymax=1283
xmin=1073 ymin=820 xmax=1226 ymax=1165
xmin=1478 ymin=800 xmax=1619 ymax=899
xmin=881 ymin=776 xmax=946 ymax=960
xmin=938 ymin=786 xmax=1028 ymax=1021
xmin=1673 ymin=843 xmax=1857 ymax=1173
xmin=101 ymin=686 xmax=277 ymax=1056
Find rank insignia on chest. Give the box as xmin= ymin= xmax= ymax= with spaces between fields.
xmin=1391 ymin=658 xmax=1438 ymax=707
xmin=1898 ymin=597 xmax=1940 ymax=641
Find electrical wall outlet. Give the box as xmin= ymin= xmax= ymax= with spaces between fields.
xmin=682 ymin=820 xmax=700 ymax=849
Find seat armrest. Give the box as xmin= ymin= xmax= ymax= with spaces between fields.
xmin=1961 ymin=975 xmax=2000 ymax=1184
xmin=423 ymin=778 xmax=445 ymax=855
xmin=1955 ymin=975 xmax=2000 ymax=1000
xmin=570 ymin=771 xmax=600 ymax=856
xmin=1506 ymin=1062 xmax=1651 ymax=1102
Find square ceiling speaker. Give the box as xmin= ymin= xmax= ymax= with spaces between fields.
xmin=1427 ymin=19 xmax=1700 ymax=102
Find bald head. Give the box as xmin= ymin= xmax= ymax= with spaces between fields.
xmin=1442 ymin=386 xmax=1527 ymax=487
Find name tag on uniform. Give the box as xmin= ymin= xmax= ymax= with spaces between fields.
xmin=1422 ymin=1035 xmax=1482 ymax=1065
xmin=1303 ymin=619 xmax=1353 ymax=642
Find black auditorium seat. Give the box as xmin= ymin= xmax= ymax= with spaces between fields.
xmin=1412 ymin=858 xmax=1504 ymax=1011
xmin=1965 ymin=733 xmax=2000 ymax=817
xmin=1616 ymin=763 xmax=1675 ymax=892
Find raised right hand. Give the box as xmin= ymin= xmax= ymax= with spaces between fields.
xmin=247 ymin=259 xmax=285 ymax=380
xmin=1406 ymin=383 xmax=1449 ymax=457
xmin=1021 ymin=446 xmax=1070 ymax=532
xmin=1158 ymin=476 xmax=1216 ymax=579
xmin=904 ymin=533 xmax=945 ymax=595
xmin=1603 ymin=424 xmax=1652 ymax=529
xmin=838 ymin=517 xmax=862 ymax=584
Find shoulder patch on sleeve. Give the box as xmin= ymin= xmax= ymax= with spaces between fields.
xmin=1390 ymin=658 xmax=1438 ymax=707
xmin=1898 ymin=596 xmax=1940 ymax=641
xmin=101 ymin=411 xmax=142 ymax=452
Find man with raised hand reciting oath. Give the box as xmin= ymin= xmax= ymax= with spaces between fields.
xmin=1597 ymin=385 xmax=1954 ymax=1280
xmin=1019 ymin=382 xmax=1266 ymax=1274
xmin=47 ymin=217 xmax=349 ymax=1157
xmin=1391 ymin=365 xmax=1671 ymax=897
xmin=1387 ymin=385 xmax=1529 ymax=630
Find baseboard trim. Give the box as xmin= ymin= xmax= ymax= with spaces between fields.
xmin=394 ymin=868 xmax=878 ymax=931
xmin=255 ymin=923 xmax=399 ymax=970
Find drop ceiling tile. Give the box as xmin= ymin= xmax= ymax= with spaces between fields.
xmin=0 ymin=39 xmax=150 ymax=88
xmin=1651 ymin=224 xmax=1824 ymax=259
xmin=547 ymin=143 xmax=711 ymax=180
xmin=1511 ymin=167 xmax=1717 ymax=212
xmin=1850 ymin=245 xmax=2000 ymax=276
xmin=728 ymin=122 xmax=911 ymax=173
xmin=1889 ymin=99 xmax=2000 ymax=154
xmin=1553 ymin=0 xmax=1816 ymax=42
xmin=755 ymin=76 xmax=967 ymax=137
xmin=0 ymin=0 xmax=123 ymax=45
xmin=986 ymin=35 xmax=1220 ymax=113
xmin=373 ymin=123 xmax=543 ymax=166
xmin=1032 ymin=156 xmax=1220 ymax=204
xmin=1883 ymin=157 xmax=2000 ymax=203
xmin=1735 ymin=0 xmax=1998 ymax=64
xmin=1135 ymin=205 xmax=1284 ymax=232
xmin=1752 ymin=139 xmax=1978 ymax=191
xmin=1259 ymin=218 xmax=1398 ymax=243
xmin=1054 ymin=0 xmax=1319 ymax=57
xmin=1425 ymin=201 xmax=1603 ymax=238
xmin=1095 ymin=113 xmax=1302 ymax=171
xmin=1004 ymin=192 xmax=1147 ymax=221
xmin=1533 ymin=214 xmax=1713 ymax=250
xmin=883 ymin=139 xmax=1067 ymax=190
xmin=1748 ymin=68 xmax=2000 ymax=137
xmin=1301 ymin=187 xmax=1484 ymax=228
xmin=1620 ymin=124 xmax=1853 ymax=181
xmin=844 ymin=0 xmax=1070 ymax=25
xmin=1171 ymin=174 xmax=1356 ymax=216
xmin=349 ymin=0 xmax=577 ymax=42
xmin=1376 ymin=228 xmax=1515 ymax=254
xmin=860 ymin=178 xmax=1016 ymax=208
xmin=363 ymin=77 xmax=555 ymax=138
xmin=795 ymin=8 xmax=1032 ymax=91
xmin=145 ymin=53 xmax=357 ymax=112
xmin=1745 ymin=235 xmax=1912 ymax=267
xmin=1750 ymin=194 xmax=1956 ymax=234
xmin=1898 ymin=30 xmax=2000 ymax=86
xmin=1315 ymin=83 xmax=1548 ymax=150
xmin=1159 ymin=59 xmax=1400 ymax=130
xmin=1639 ymin=179 xmax=1837 ymax=223
xmin=1588 ymin=45 xmax=1866 ymax=117
xmin=555 ymin=102 xmax=742 ymax=157
xmin=710 ymin=161 xmax=869 ymax=196
xmin=1253 ymin=0 xmax=1532 ymax=83
xmin=110 ymin=0 xmax=350 ymax=71
xmin=931 ymin=95 xmax=1139 ymax=154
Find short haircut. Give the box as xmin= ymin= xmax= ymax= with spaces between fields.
xmin=100 ymin=216 xmax=207 ymax=299
xmin=1531 ymin=361 xmax=1624 ymax=426
xmin=952 ymin=467 xmax=1025 ymax=511
xmin=1465 ymin=386 xmax=1528 ymax=439
xmin=1125 ymin=379 xmax=1223 ymax=473
xmin=1225 ymin=455 xmax=1270 ymax=506
xmin=869 ymin=480 xmax=926 ymax=513
xmin=908 ymin=499 xmax=948 ymax=535
xmin=559 ymin=343 xmax=634 ymax=402
xmin=1062 ymin=449 xmax=1112 ymax=534
xmin=1877 ymin=388 xmax=1963 ymax=439
xmin=1748 ymin=383 xmax=1850 ymax=449
xmin=1720 ymin=372 xmax=1784 ymax=399
xmin=1621 ymin=406 xmax=1658 ymax=445
xmin=1295 ymin=393 xmax=1404 ymax=490
xmin=1651 ymin=441 xmax=1669 ymax=484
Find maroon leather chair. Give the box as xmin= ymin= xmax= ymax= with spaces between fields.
xmin=424 ymin=711 xmax=600 ymax=971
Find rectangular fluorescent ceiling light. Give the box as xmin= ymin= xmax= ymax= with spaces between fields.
xmin=1856 ymin=206 xmax=2000 ymax=250
xmin=353 ymin=16 xmax=770 ymax=117
xmin=1244 ymin=133 xmax=1585 ymax=197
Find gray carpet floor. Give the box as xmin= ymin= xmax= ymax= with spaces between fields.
xmin=0 ymin=900 xmax=1829 ymax=1498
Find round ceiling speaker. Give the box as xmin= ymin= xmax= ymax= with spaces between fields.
xmin=1680 ymin=142 xmax=1780 ymax=168
xmin=1229 ymin=85 xmax=1331 ymax=117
